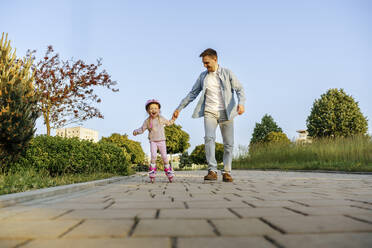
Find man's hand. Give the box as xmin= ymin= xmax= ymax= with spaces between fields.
xmin=237 ymin=105 xmax=245 ymax=115
xmin=133 ymin=130 xmax=138 ymax=136
xmin=172 ymin=109 xmax=180 ymax=120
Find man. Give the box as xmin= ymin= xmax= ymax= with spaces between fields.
xmin=172 ymin=48 xmax=245 ymax=182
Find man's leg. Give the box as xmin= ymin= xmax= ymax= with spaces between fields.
xmin=220 ymin=118 xmax=234 ymax=174
xmin=204 ymin=111 xmax=218 ymax=172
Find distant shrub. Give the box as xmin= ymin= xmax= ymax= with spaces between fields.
xmin=10 ymin=135 xmax=129 ymax=176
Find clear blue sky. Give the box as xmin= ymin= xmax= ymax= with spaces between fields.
xmin=2 ymin=0 xmax=371 ymax=156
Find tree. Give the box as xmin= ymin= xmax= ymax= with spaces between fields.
xmin=0 ymin=33 xmax=39 ymax=169
xmin=100 ymin=133 xmax=145 ymax=164
xmin=179 ymin=152 xmax=192 ymax=168
xmin=250 ymin=114 xmax=283 ymax=144
xmin=306 ymin=88 xmax=368 ymax=138
xmin=30 ymin=46 xmax=118 ymax=135
xmin=190 ymin=143 xmax=224 ymax=165
xmin=165 ymin=124 xmax=190 ymax=155
xmin=264 ymin=131 xmax=291 ymax=144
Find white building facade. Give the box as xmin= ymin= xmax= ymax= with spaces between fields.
xmin=56 ymin=126 xmax=99 ymax=143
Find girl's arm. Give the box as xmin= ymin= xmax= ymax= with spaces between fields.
xmin=160 ymin=116 xmax=174 ymax=126
xmin=133 ymin=120 xmax=148 ymax=136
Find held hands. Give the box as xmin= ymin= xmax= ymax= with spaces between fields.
xmin=237 ymin=104 xmax=245 ymax=115
xmin=133 ymin=130 xmax=138 ymax=136
xmin=172 ymin=109 xmax=180 ymax=121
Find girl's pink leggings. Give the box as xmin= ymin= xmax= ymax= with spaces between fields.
xmin=150 ymin=140 xmax=169 ymax=164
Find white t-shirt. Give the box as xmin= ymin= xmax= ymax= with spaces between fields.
xmin=204 ymin=69 xmax=225 ymax=112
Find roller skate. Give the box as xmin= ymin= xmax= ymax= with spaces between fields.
xmin=164 ymin=165 xmax=174 ymax=183
xmin=149 ymin=165 xmax=156 ymax=183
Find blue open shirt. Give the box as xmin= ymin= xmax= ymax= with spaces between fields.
xmin=176 ymin=66 xmax=246 ymax=120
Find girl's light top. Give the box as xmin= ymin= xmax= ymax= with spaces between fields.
xmin=134 ymin=115 xmax=173 ymax=141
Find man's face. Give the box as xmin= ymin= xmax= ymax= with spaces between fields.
xmin=202 ymin=55 xmax=218 ymax=72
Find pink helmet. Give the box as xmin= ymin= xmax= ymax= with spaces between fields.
xmin=145 ymin=99 xmax=161 ymax=110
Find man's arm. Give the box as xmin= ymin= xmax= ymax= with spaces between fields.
xmin=229 ymin=70 xmax=246 ymax=115
xmin=172 ymin=74 xmax=203 ymax=120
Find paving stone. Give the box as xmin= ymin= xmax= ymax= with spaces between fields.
xmin=62 ymin=219 xmax=133 ymax=238
xmin=178 ymin=237 xmax=276 ymax=248
xmin=265 ymin=215 xmax=372 ymax=233
xmin=0 ymin=239 xmax=29 ymax=248
xmin=288 ymin=206 xmax=372 ymax=216
xmin=231 ymin=207 xmax=301 ymax=218
xmin=212 ymin=219 xmax=280 ymax=236
xmin=346 ymin=213 xmax=372 ymax=223
xmin=37 ymin=203 xmax=108 ymax=209
xmin=59 ymin=209 xmax=156 ymax=220
xmin=23 ymin=238 xmax=170 ymax=248
xmin=187 ymin=200 xmax=249 ymax=209
xmin=159 ymin=208 xmax=237 ymax=219
xmin=4 ymin=208 xmax=70 ymax=220
xmin=111 ymin=201 xmax=185 ymax=209
xmin=269 ymin=233 xmax=372 ymax=248
xmin=133 ymin=219 xmax=215 ymax=237
xmin=0 ymin=220 xmax=80 ymax=239
xmin=290 ymin=199 xmax=354 ymax=207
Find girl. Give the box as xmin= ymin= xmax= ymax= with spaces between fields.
xmin=133 ymin=99 xmax=175 ymax=183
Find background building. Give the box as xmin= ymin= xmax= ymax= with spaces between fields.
xmin=56 ymin=127 xmax=99 ymax=143
xmin=296 ymin=130 xmax=312 ymax=144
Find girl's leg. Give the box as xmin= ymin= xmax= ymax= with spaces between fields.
xmin=149 ymin=142 xmax=158 ymax=181
xmin=150 ymin=141 xmax=158 ymax=165
xmin=157 ymin=141 xmax=169 ymax=165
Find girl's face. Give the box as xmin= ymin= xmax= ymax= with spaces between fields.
xmin=147 ymin=103 xmax=160 ymax=118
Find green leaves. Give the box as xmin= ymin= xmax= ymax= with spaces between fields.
xmin=190 ymin=143 xmax=224 ymax=165
xmin=0 ymin=33 xmax=40 ymax=169
xmin=250 ymin=114 xmax=283 ymax=145
xmin=165 ymin=124 xmax=190 ymax=154
xmin=306 ymin=88 xmax=368 ymax=138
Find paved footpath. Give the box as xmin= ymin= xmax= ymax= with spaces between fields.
xmin=1 ymin=170 xmax=372 ymax=248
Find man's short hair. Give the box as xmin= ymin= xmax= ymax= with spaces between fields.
xmin=199 ymin=48 xmax=217 ymax=58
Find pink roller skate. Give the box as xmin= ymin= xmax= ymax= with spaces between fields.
xmin=164 ymin=165 xmax=174 ymax=183
xmin=149 ymin=165 xmax=156 ymax=183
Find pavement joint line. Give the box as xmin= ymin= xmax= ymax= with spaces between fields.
xmin=252 ymin=196 xmax=265 ymax=201
xmin=242 ymin=200 xmax=256 ymax=208
xmin=103 ymin=201 xmax=115 ymax=209
xmin=223 ymin=197 xmax=231 ymax=202
xmin=233 ymin=193 xmax=242 ymax=197
xmin=183 ymin=202 xmax=189 ymax=209
xmin=259 ymin=217 xmax=286 ymax=234
xmin=58 ymin=219 xmax=85 ymax=238
xmin=344 ymin=214 xmax=372 ymax=225
xmin=189 ymin=193 xmax=193 ymax=198
xmin=350 ymin=205 xmax=372 ymax=211
xmin=347 ymin=199 xmax=372 ymax=206
xmin=263 ymin=235 xmax=286 ymax=248
xmin=227 ymin=208 xmax=242 ymax=218
xmin=288 ymin=200 xmax=310 ymax=207
xmin=170 ymin=236 xmax=178 ymax=248
xmin=128 ymin=217 xmax=139 ymax=237
xmin=51 ymin=209 xmax=74 ymax=220
xmin=155 ymin=209 xmax=160 ymax=219
xmin=103 ymin=197 xmax=113 ymax=203
xmin=14 ymin=239 xmax=33 ymax=248
xmin=283 ymin=206 xmax=309 ymax=216
xmin=206 ymin=219 xmax=221 ymax=236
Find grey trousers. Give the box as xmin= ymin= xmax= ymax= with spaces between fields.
xmin=204 ymin=110 xmax=234 ymax=173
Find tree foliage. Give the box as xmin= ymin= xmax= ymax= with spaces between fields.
xmin=30 ymin=46 xmax=118 ymax=135
xmin=190 ymin=143 xmax=224 ymax=165
xmin=306 ymin=88 xmax=368 ymax=138
xmin=100 ymin=133 xmax=145 ymax=164
xmin=250 ymin=114 xmax=283 ymax=144
xmin=165 ymin=124 xmax=190 ymax=154
xmin=264 ymin=131 xmax=291 ymax=144
xmin=0 ymin=33 xmax=40 ymax=169
xmin=179 ymin=152 xmax=192 ymax=168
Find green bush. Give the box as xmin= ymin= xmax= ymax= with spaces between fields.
xmin=264 ymin=131 xmax=291 ymax=144
xmin=190 ymin=143 xmax=224 ymax=165
xmin=10 ymin=135 xmax=129 ymax=176
xmin=307 ymin=88 xmax=368 ymax=138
